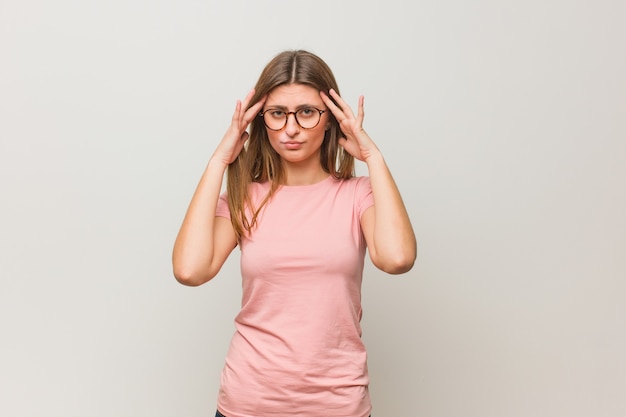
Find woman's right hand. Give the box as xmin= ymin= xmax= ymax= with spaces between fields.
xmin=212 ymin=89 xmax=266 ymax=166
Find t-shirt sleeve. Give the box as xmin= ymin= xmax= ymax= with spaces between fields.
xmin=216 ymin=192 xmax=231 ymax=219
xmin=356 ymin=176 xmax=375 ymax=218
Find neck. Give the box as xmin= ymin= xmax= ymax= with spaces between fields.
xmin=282 ymin=163 xmax=329 ymax=186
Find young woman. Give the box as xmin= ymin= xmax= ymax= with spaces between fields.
xmin=172 ymin=50 xmax=416 ymax=417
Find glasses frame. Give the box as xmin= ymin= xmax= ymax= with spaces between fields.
xmin=259 ymin=107 xmax=326 ymax=131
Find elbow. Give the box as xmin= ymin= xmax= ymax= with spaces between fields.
xmin=374 ymin=244 xmax=417 ymax=275
xmin=173 ymin=265 xmax=214 ymax=287
xmin=172 ymin=250 xmax=219 ymax=286
xmin=380 ymin=255 xmax=416 ymax=275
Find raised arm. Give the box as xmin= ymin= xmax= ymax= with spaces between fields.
xmin=321 ymin=90 xmax=416 ymax=274
xmin=172 ymin=90 xmax=266 ymax=286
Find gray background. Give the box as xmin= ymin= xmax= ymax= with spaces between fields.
xmin=1 ymin=0 xmax=625 ymax=416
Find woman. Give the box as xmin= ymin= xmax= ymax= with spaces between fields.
xmin=173 ymin=50 xmax=416 ymax=417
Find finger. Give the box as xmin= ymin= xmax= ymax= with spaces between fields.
xmin=240 ymin=88 xmax=256 ymax=109
xmin=247 ymin=94 xmax=267 ymax=117
xmin=320 ymin=91 xmax=346 ymax=120
xmin=231 ymin=100 xmax=243 ymax=123
xmin=329 ymin=89 xmax=356 ymax=120
xmin=357 ymin=95 xmax=365 ymax=126
xmin=240 ymin=95 xmax=266 ymax=129
xmin=235 ymin=89 xmax=256 ymax=123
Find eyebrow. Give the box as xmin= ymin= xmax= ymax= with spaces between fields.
xmin=263 ymin=103 xmax=321 ymax=110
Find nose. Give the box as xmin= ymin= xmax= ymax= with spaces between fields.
xmin=284 ymin=112 xmax=300 ymax=136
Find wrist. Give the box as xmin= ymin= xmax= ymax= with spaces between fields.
xmin=363 ymin=149 xmax=385 ymax=166
xmin=207 ymin=156 xmax=229 ymax=173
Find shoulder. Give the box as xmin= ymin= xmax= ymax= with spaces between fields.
xmin=333 ymin=175 xmax=371 ymax=194
xmin=217 ymin=181 xmax=271 ymax=208
xmin=340 ymin=176 xmax=373 ymax=215
xmin=352 ymin=175 xmax=371 ymax=189
xmin=249 ymin=180 xmax=272 ymax=201
xmin=326 ymin=176 xmax=373 ymax=213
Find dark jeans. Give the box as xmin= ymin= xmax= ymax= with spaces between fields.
xmin=216 ymin=411 xmax=370 ymax=417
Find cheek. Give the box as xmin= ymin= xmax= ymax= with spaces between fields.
xmin=266 ymin=131 xmax=280 ymax=144
xmin=308 ymin=119 xmax=328 ymax=137
xmin=312 ymin=126 xmax=328 ymax=142
xmin=266 ymin=131 xmax=283 ymax=153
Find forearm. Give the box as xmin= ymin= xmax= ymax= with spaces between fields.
xmin=172 ymin=158 xmax=228 ymax=285
xmin=365 ymin=151 xmax=417 ymax=273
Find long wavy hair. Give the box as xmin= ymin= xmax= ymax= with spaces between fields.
xmin=227 ymin=50 xmax=355 ymax=241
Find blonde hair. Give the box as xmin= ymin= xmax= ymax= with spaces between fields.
xmin=227 ymin=50 xmax=355 ymax=241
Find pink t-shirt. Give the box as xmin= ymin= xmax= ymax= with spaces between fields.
xmin=215 ymin=175 xmax=375 ymax=417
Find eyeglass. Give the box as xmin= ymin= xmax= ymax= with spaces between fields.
xmin=259 ymin=107 xmax=326 ymax=131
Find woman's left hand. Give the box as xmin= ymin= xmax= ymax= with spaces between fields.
xmin=320 ymin=89 xmax=379 ymax=162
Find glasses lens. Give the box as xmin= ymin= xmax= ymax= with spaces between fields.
xmin=263 ymin=110 xmax=286 ymax=130
xmin=295 ymin=108 xmax=321 ymax=129
xmin=262 ymin=108 xmax=322 ymax=130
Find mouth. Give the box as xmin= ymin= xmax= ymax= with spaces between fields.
xmin=282 ymin=141 xmax=304 ymax=150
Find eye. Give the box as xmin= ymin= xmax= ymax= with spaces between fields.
xmin=297 ymin=108 xmax=316 ymax=118
xmin=267 ymin=109 xmax=285 ymax=118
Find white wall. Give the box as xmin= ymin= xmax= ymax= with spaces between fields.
xmin=1 ymin=1 xmax=624 ymax=416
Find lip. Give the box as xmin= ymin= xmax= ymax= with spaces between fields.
xmin=282 ymin=141 xmax=304 ymax=150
